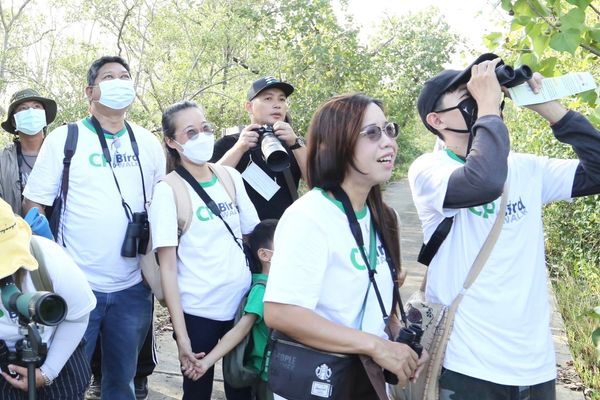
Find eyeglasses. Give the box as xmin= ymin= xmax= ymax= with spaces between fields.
xmin=359 ymin=122 xmax=399 ymax=142
xmin=184 ymin=122 xmax=215 ymax=140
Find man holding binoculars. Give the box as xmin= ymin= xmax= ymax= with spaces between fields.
xmin=211 ymin=76 xmax=307 ymax=219
xmin=0 ymin=198 xmax=95 ymax=398
xmin=409 ymin=53 xmax=600 ymax=398
xmin=23 ymin=56 xmax=165 ymax=399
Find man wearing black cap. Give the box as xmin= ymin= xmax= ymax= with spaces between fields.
xmin=0 ymin=89 xmax=57 ymax=216
xmin=408 ymin=54 xmax=600 ymax=398
xmin=211 ymin=76 xmax=306 ymax=219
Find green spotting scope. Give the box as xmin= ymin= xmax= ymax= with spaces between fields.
xmin=0 ymin=276 xmax=67 ymax=326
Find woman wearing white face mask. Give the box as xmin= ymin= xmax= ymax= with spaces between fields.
xmin=149 ymin=101 xmax=260 ymax=400
xmin=0 ymin=89 xmax=57 ymax=216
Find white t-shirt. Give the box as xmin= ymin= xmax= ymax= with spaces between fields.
xmin=264 ymin=188 xmax=394 ymax=338
xmin=149 ymin=167 xmax=259 ymax=321
xmin=408 ymin=149 xmax=578 ymax=386
xmin=0 ymin=237 xmax=96 ymax=350
xmin=23 ymin=118 xmax=166 ymax=292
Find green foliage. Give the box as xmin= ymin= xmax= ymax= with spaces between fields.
xmin=0 ymin=0 xmax=456 ymax=178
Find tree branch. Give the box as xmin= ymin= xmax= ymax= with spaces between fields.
xmin=117 ymin=4 xmax=136 ymax=57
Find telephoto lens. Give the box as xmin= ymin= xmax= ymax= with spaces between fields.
xmin=255 ymin=125 xmax=290 ymax=172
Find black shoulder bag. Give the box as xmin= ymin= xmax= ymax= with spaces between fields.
xmin=268 ymin=187 xmax=395 ymax=400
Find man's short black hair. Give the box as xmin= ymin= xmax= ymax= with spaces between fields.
xmin=87 ymin=56 xmax=131 ymax=86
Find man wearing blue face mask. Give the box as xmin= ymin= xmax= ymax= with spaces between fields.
xmin=0 ymin=89 xmax=57 ymax=216
xmin=409 ymin=53 xmax=600 ymax=399
xmin=22 ymin=56 xmax=166 ymax=400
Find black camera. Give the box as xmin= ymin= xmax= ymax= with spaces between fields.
xmin=495 ymin=63 xmax=533 ymax=88
xmin=121 ymin=211 xmax=150 ymax=258
xmin=253 ymin=124 xmax=290 ymax=172
xmin=384 ymin=324 xmax=424 ymax=385
xmin=0 ymin=276 xmax=67 ymax=326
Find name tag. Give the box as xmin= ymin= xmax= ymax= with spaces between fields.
xmin=242 ymin=161 xmax=280 ymax=201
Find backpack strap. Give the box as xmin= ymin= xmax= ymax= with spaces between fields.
xmin=29 ymin=236 xmax=54 ymax=292
xmin=161 ymin=171 xmax=193 ymax=237
xmin=49 ymin=123 xmax=78 ymax=239
xmin=208 ymin=163 xmax=236 ymax=205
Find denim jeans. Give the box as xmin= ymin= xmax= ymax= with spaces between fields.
xmin=439 ymin=368 xmax=556 ymax=400
xmin=84 ymin=281 xmax=152 ymax=400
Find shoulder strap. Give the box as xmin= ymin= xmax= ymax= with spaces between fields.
xmin=417 ymin=216 xmax=454 ymax=266
xmin=208 ymin=163 xmax=236 ymax=205
xmin=50 ymin=123 xmax=78 ymax=239
xmin=29 ymin=236 xmax=54 ymax=292
xmin=175 ymin=165 xmax=243 ymax=250
xmin=162 ymin=171 xmax=193 ymax=237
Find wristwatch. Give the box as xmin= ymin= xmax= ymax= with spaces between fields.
xmin=40 ymin=369 xmax=54 ymax=386
xmin=289 ymin=137 xmax=305 ymax=150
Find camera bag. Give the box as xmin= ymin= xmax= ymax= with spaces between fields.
xmin=389 ymin=186 xmax=509 ymax=400
xmin=140 ymin=163 xmax=236 ymax=306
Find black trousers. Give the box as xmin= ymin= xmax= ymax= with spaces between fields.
xmin=439 ymin=368 xmax=556 ymax=400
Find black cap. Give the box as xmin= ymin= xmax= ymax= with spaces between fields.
xmin=247 ymin=76 xmax=294 ymax=101
xmin=2 ymin=88 xmax=57 ymax=134
xmin=417 ymin=53 xmax=498 ymax=134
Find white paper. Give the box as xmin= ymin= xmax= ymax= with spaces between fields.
xmin=242 ymin=161 xmax=280 ymax=201
xmin=508 ymin=72 xmax=597 ymax=106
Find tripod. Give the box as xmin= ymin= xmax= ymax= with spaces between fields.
xmin=18 ymin=321 xmax=47 ymax=400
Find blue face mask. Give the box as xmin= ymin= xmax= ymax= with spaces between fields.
xmin=98 ymin=79 xmax=136 ymax=110
xmin=14 ymin=108 xmax=47 ymax=135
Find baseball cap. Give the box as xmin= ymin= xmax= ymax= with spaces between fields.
xmin=417 ymin=53 xmax=499 ymax=134
xmin=1 ymin=88 xmax=57 ymax=134
xmin=247 ymin=76 xmax=294 ymax=101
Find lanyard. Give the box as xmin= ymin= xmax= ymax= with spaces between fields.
xmin=89 ymin=116 xmax=147 ymax=220
xmin=330 ymin=186 xmax=398 ymax=328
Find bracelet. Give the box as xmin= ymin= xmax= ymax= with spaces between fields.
xmin=39 ymin=369 xmax=54 ymax=386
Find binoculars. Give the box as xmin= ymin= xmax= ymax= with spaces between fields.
xmin=121 ymin=211 xmax=150 ymax=258
xmin=384 ymin=324 xmax=424 ymax=385
xmin=495 ymin=63 xmax=533 ymax=88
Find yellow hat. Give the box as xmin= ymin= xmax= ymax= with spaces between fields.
xmin=0 ymin=199 xmax=38 ymax=278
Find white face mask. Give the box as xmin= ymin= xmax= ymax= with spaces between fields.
xmin=98 ymin=79 xmax=136 ymax=110
xmin=176 ymin=134 xmax=215 ymax=165
xmin=14 ymin=108 xmax=47 ymax=135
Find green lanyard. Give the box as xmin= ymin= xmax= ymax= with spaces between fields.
xmin=359 ymin=221 xmax=378 ymax=330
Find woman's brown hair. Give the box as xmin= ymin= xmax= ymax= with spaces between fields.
xmin=306 ymin=93 xmax=401 ymax=278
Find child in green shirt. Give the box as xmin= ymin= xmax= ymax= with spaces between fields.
xmin=196 ymin=219 xmax=278 ymax=400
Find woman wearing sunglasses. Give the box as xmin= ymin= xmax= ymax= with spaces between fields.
xmin=264 ymin=93 xmax=426 ymax=399
xmin=148 ymin=101 xmax=259 ymax=400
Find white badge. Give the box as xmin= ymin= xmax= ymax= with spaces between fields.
xmin=242 ymin=161 xmax=280 ymax=201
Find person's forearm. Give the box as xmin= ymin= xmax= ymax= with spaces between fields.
xmin=158 ymin=247 xmax=190 ymax=346
xmin=216 ymin=145 xmax=246 ymax=168
xmin=291 ymin=146 xmax=308 ymax=181
xmin=527 ymin=100 xmax=568 ymax=124
xmin=201 ymin=314 xmax=256 ymax=367
xmin=264 ymin=302 xmax=381 ymax=356
xmin=444 ymin=115 xmax=509 ymax=208
xmin=41 ymin=315 xmax=89 ymax=379
xmin=22 ymin=197 xmax=47 ymax=216
xmin=552 ymin=110 xmax=600 ymax=195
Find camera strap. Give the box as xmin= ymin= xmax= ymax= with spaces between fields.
xmin=90 ymin=116 xmax=147 ymax=221
xmin=175 ymin=165 xmax=243 ymax=251
xmin=330 ymin=186 xmax=405 ymax=328
xmin=282 ymin=168 xmax=299 ymax=201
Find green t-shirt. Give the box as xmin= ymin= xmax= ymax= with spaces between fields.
xmin=243 ymin=273 xmax=269 ymax=381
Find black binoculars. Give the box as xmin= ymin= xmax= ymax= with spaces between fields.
xmin=384 ymin=324 xmax=424 ymax=385
xmin=121 ymin=211 xmax=150 ymax=258
xmin=495 ymin=63 xmax=533 ymax=88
